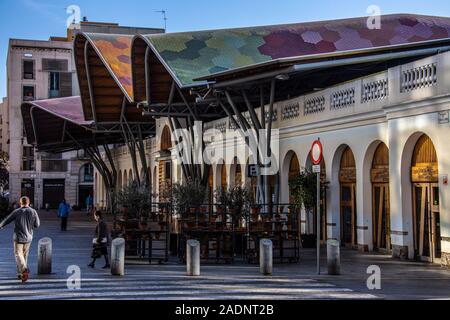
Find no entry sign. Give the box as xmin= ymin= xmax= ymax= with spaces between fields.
xmin=310 ymin=139 xmax=323 ymax=165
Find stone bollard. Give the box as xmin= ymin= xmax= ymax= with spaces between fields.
xmin=327 ymin=240 xmax=341 ymax=275
xmin=111 ymin=238 xmax=125 ymax=276
xmin=259 ymin=239 xmax=273 ymax=275
xmin=38 ymin=237 xmax=52 ymax=275
xmin=186 ymin=240 xmax=200 ymax=276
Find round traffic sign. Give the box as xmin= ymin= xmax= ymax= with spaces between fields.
xmin=310 ymin=140 xmax=323 ymax=165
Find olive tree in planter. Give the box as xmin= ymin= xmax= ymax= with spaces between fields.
xmin=228 ymin=185 xmax=252 ymax=228
xmin=116 ymin=182 xmax=153 ymax=229
xmin=172 ymin=178 xmax=208 ymax=218
xmin=289 ymin=170 xmax=328 ymax=248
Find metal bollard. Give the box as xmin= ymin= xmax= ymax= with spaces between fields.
xmin=259 ymin=239 xmax=273 ymax=275
xmin=38 ymin=237 xmax=52 ymax=275
xmin=186 ymin=240 xmax=200 ymax=276
xmin=111 ymin=238 xmax=125 ymax=276
xmin=327 ymin=239 xmax=341 ymax=275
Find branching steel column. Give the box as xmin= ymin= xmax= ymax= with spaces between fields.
xmin=120 ymin=98 xmax=141 ymax=187
xmin=137 ymin=125 xmax=149 ymax=187
xmin=265 ymin=79 xmax=276 ymax=213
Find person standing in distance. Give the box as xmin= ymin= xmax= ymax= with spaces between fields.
xmin=0 ymin=196 xmax=40 ymax=283
xmin=58 ymin=199 xmax=71 ymax=232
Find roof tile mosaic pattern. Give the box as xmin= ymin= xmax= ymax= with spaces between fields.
xmin=143 ymin=14 xmax=450 ymax=86
xmin=85 ymin=33 xmax=134 ymax=100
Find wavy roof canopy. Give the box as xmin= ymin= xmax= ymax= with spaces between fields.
xmin=140 ymin=14 xmax=450 ymax=86
xmin=74 ymin=33 xmax=151 ymax=123
xmin=21 ymin=97 xmax=93 ymax=152
xmin=21 ymin=97 xmax=128 ymax=153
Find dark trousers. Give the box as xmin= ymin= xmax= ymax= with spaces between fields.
xmin=61 ymin=217 xmax=68 ymax=231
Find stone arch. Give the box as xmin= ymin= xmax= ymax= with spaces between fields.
xmin=280 ymin=150 xmax=300 ymax=204
xmin=361 ymin=140 xmax=389 ymax=252
xmin=404 ymin=133 xmax=440 ymax=261
xmin=220 ymin=162 xmax=227 ymax=191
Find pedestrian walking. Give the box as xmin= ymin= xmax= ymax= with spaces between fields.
xmin=88 ymin=211 xmax=110 ymax=269
xmin=0 ymin=196 xmax=40 ymax=283
xmin=57 ymin=199 xmax=71 ymax=232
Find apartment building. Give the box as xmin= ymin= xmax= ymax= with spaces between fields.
xmin=6 ymin=21 xmax=163 ymax=209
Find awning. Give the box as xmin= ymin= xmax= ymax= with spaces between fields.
xmin=21 ymin=96 xmax=122 ymax=153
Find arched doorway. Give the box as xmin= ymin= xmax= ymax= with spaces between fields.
xmin=118 ymin=170 xmax=122 ymax=190
xmin=123 ymin=170 xmax=128 ymax=188
xmin=231 ymin=157 xmax=242 ymax=188
xmin=208 ymin=167 xmax=213 ymax=207
xmin=340 ymin=146 xmax=357 ymax=247
xmin=288 ymin=153 xmax=300 ymax=202
xmin=411 ymin=134 xmax=441 ymax=262
xmin=221 ymin=164 xmax=227 ymax=191
xmin=159 ymin=125 xmax=173 ymax=203
xmin=371 ymin=143 xmax=391 ymax=252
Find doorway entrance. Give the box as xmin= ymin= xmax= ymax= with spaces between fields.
xmin=340 ymin=147 xmax=357 ymax=247
xmin=411 ymin=134 xmax=441 ymax=263
xmin=371 ymin=143 xmax=391 ymax=252
xmin=43 ymin=179 xmax=65 ymax=209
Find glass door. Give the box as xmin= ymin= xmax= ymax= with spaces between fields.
xmin=413 ymin=184 xmax=441 ymax=262
xmin=341 ymin=183 xmax=356 ymax=247
xmin=372 ymin=184 xmax=391 ymax=251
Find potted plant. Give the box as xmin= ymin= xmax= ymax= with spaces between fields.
xmin=214 ymin=187 xmax=229 ymax=223
xmin=116 ymin=182 xmax=152 ymax=229
xmin=173 ymin=178 xmax=208 ymax=228
xmin=289 ymin=169 xmax=329 ymax=248
xmin=228 ymin=185 xmax=252 ymax=227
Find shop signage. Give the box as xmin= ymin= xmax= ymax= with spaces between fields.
xmin=411 ymin=165 xmax=439 ymax=183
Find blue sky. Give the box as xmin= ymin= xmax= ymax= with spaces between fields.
xmin=1 ymin=0 xmax=450 ymax=98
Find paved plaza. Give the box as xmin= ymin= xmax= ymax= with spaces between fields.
xmin=0 ymin=211 xmax=449 ymax=300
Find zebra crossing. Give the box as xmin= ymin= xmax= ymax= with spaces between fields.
xmin=0 ymin=268 xmax=377 ymax=300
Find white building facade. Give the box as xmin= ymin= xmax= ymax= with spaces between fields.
xmin=95 ymin=50 xmax=450 ymax=265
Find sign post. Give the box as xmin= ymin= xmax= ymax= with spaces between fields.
xmin=310 ymin=139 xmax=323 ymax=275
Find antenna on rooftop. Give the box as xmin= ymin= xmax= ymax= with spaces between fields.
xmin=155 ymin=10 xmax=167 ymax=31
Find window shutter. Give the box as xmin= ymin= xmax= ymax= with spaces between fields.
xmin=59 ymin=72 xmax=73 ymax=97
xmin=42 ymin=59 xmax=68 ymax=72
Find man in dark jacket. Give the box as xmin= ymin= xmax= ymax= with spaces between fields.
xmin=0 ymin=196 xmax=40 ymax=282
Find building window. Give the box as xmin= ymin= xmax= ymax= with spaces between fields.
xmin=48 ymin=72 xmax=72 ymax=98
xmin=80 ymin=163 xmax=94 ymax=183
xmin=22 ymin=146 xmax=35 ymax=171
xmin=23 ymin=86 xmax=35 ymax=102
xmin=41 ymin=160 xmax=68 ymax=172
xmin=23 ymin=60 xmax=34 ymax=80
xmin=49 ymin=72 xmax=60 ymax=98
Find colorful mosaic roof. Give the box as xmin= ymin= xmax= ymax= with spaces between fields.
xmin=84 ymin=33 xmax=134 ymax=100
xmin=142 ymin=14 xmax=450 ymax=86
